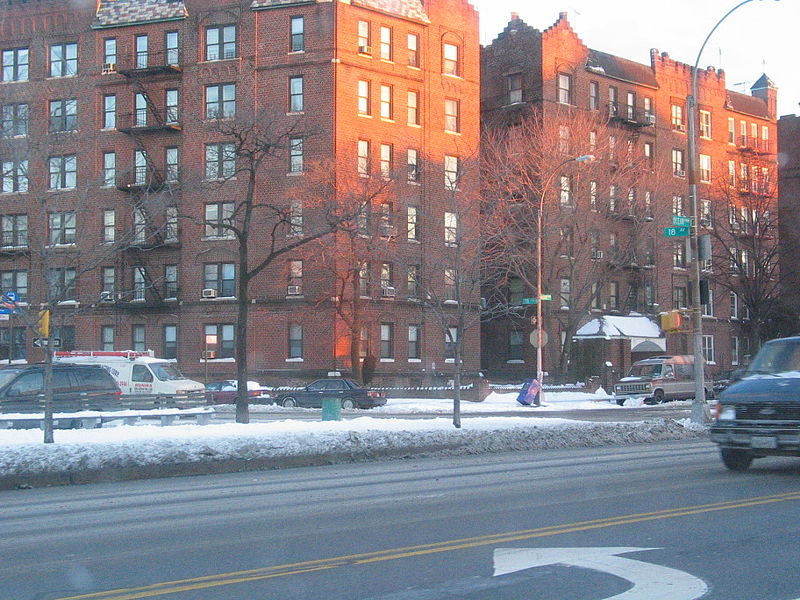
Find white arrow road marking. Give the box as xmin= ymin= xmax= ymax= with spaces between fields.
xmin=493 ymin=547 xmax=708 ymax=600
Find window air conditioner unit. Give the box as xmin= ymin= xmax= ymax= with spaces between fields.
xmin=381 ymin=286 xmax=396 ymax=298
xmin=99 ymin=291 xmax=115 ymax=303
xmin=646 ymin=114 xmax=656 ymax=125
xmin=591 ymin=249 xmax=604 ymax=260
xmin=201 ymin=288 xmax=217 ymax=299
xmin=358 ymin=45 xmax=372 ymax=55
xmin=675 ymin=124 xmax=686 ymax=132
xmin=102 ymin=63 xmax=116 ymax=73
xmin=287 ymin=285 xmax=302 ymax=295
xmin=675 ymin=169 xmax=686 ymax=177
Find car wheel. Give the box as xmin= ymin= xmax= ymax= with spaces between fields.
xmin=282 ymin=397 xmax=297 ymax=408
xmin=653 ymin=390 xmax=665 ymax=404
xmin=342 ymin=398 xmax=355 ymax=410
xmin=720 ymin=448 xmax=753 ymax=472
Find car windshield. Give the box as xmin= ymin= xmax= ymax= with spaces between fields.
xmin=151 ymin=363 xmax=186 ymax=381
xmin=747 ymin=340 xmax=800 ymax=375
xmin=0 ymin=369 xmax=23 ymax=389
xmin=626 ymin=364 xmax=662 ymax=378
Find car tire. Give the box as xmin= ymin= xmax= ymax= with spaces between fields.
xmin=342 ymin=398 xmax=355 ymax=410
xmin=653 ymin=390 xmax=665 ymax=404
xmin=720 ymin=448 xmax=753 ymax=472
xmin=282 ymin=397 xmax=297 ymax=408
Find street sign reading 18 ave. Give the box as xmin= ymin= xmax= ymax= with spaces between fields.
xmin=664 ymin=226 xmax=690 ymax=237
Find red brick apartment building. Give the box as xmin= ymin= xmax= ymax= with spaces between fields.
xmin=480 ymin=14 xmax=779 ymax=383
xmin=0 ymin=0 xmax=480 ymax=385
xmin=779 ymin=114 xmax=800 ymax=314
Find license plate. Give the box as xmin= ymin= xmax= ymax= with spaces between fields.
xmin=751 ymin=436 xmax=778 ymax=449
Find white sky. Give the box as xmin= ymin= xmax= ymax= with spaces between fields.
xmin=473 ymin=0 xmax=799 ymax=118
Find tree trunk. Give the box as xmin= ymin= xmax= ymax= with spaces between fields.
xmin=43 ymin=319 xmax=54 ymax=444
xmin=235 ymin=272 xmax=250 ymax=424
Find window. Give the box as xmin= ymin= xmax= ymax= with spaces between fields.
xmin=740 ymin=120 xmax=747 ymax=146
xmin=407 ymin=90 xmax=419 ymax=125
xmin=608 ymin=86 xmax=618 ymax=115
xmin=644 ymin=142 xmax=654 ymax=169
xmin=165 ymin=89 xmax=179 ymax=124
xmin=49 ymin=99 xmax=77 ymax=132
xmin=702 ymin=286 xmax=714 ymax=317
xmin=166 ymin=31 xmax=179 ymax=65
xmin=358 ymin=20 xmax=371 ymax=54
xmin=133 ymin=93 xmax=148 ymax=128
xmin=359 ymin=262 xmax=370 ymax=296
xmin=407 ymin=205 xmax=418 ymax=240
xmin=287 ymin=259 xmax=303 ymax=295
xmin=559 ymin=278 xmax=571 ymax=307
xmin=699 ymin=154 xmax=712 ymax=183
xmin=205 ymin=202 xmax=235 ymax=238
xmin=103 ymin=210 xmax=115 ymax=243
xmin=442 ymin=42 xmax=459 ymax=76
xmin=557 ymin=73 xmax=572 ymax=105
xmin=206 ymin=323 xmax=235 ymax=358
xmin=1 ymin=270 xmax=27 ymax=302
xmin=700 ymin=198 xmax=712 ymax=227
xmin=380 ymin=262 xmax=393 ymax=292
xmin=1 ymin=160 xmax=28 ymax=193
xmin=673 ymin=242 xmax=686 ymax=268
xmin=2 ymin=103 xmax=28 ymax=137
xmin=702 ymin=335 xmax=715 ymax=363
xmin=727 ymin=160 xmax=736 ymax=187
xmin=407 ymin=33 xmax=419 ymax=67
xmin=508 ymin=277 xmax=524 ymax=306
xmin=644 ymin=96 xmax=653 ymax=120
xmin=134 ymin=150 xmax=148 ymax=185
xmin=48 ymin=267 xmax=76 ymax=301
xmin=730 ymin=292 xmax=739 ymax=319
xmin=380 ymin=26 xmax=392 ymax=61
xmin=727 ymin=117 xmax=735 ymax=144
xmin=444 ymin=98 xmax=460 ymax=133
xmin=444 ymin=212 xmax=458 ymax=246
xmin=289 ymin=76 xmax=304 ymax=112
xmin=408 ymin=324 xmax=421 ymax=359
xmin=206 ymin=25 xmax=236 ymax=60
xmin=50 ymin=42 xmax=77 ymax=77
xmin=358 ymin=80 xmax=371 ymax=115
xmin=608 ymin=282 xmax=619 ymax=310
xmin=559 ymin=175 xmax=572 ymax=205
xmin=445 ymin=326 xmax=458 ymax=360
xmin=672 ymin=148 xmax=685 ymax=177
xmin=164 ymin=264 xmax=178 ymax=298
xmin=444 ymin=155 xmax=459 ymax=190
xmin=102 ymin=152 xmax=115 ymax=187
xmin=48 ymin=211 xmax=76 ymax=245
xmin=133 ymin=207 xmax=148 ymax=243
xmin=672 ymin=195 xmax=684 ymax=216
xmin=290 ymin=16 xmax=304 ymax=52
xmin=590 ymin=181 xmax=598 ymax=210
xmin=507 ymin=73 xmax=522 ymax=104
xmin=589 ymin=81 xmax=599 ymax=110
xmin=165 ymin=147 xmax=179 ymax=182
xmin=673 ymin=286 xmax=687 ymax=309
xmin=204 ymin=263 xmax=235 ymax=297
xmin=407 ymin=149 xmax=420 ymax=183
xmin=380 ymin=323 xmax=394 ymax=359
xmin=699 ymin=110 xmax=712 ymax=138
xmin=357 ymin=140 xmax=370 ymax=175
xmin=164 ymin=206 xmax=178 ymax=242
xmin=135 ymin=35 xmax=148 ymax=69
xmin=163 ymin=325 xmax=177 ymax=359
xmin=380 ymin=85 xmax=393 ymax=120
xmin=380 ymin=143 xmax=392 ymax=178
xmin=205 ymin=143 xmax=236 ymax=179
xmin=133 ymin=266 xmax=147 ymax=301
xmin=671 ymin=103 xmax=684 ymax=129
xmin=103 ymin=38 xmax=117 ymax=66
xmin=102 ymin=95 xmax=116 ymax=129
xmin=288 ymin=323 xmax=303 ymax=359
xmin=444 ymin=268 xmax=457 ymax=301
xmin=205 ymin=83 xmax=235 ymax=119
xmin=101 ymin=326 xmax=114 ymax=352
xmin=2 ymin=48 xmax=29 ymax=82
xmin=1 ymin=214 xmax=27 ymax=247
xmin=289 ymin=200 xmax=303 ymax=237
xmin=289 ymin=137 xmax=304 ymax=173
xmin=407 ymin=264 xmax=420 ymax=297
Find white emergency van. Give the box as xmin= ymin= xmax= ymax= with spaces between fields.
xmin=53 ymin=350 xmax=204 ymax=396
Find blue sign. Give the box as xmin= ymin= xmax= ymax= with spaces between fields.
xmin=4 ymin=291 xmax=18 ymax=303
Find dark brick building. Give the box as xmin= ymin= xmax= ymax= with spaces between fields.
xmin=778 ymin=113 xmax=800 ymax=313
xmin=480 ymin=13 xmax=779 ymax=382
xmin=0 ymin=0 xmax=480 ymax=385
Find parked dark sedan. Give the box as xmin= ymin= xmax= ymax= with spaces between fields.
xmin=272 ymin=378 xmax=386 ymax=409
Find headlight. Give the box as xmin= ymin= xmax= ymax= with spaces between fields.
xmin=717 ymin=405 xmax=736 ymax=420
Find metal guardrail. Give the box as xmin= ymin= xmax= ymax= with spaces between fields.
xmin=0 ymin=392 xmax=208 ymax=415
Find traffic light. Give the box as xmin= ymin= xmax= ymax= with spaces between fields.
xmin=660 ymin=310 xmax=683 ymax=332
xmin=37 ymin=310 xmax=50 ymax=337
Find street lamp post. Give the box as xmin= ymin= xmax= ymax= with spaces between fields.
xmin=535 ymin=154 xmax=595 ymax=406
xmin=686 ymin=0 xmax=778 ymax=424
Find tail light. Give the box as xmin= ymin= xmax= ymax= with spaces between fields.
xmin=367 ymin=391 xmax=384 ymax=398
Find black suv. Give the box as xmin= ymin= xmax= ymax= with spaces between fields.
xmin=0 ymin=364 xmax=121 ymax=412
xmin=711 ymin=336 xmax=800 ymax=471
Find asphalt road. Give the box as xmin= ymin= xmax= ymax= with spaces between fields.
xmin=4 ymin=439 xmax=800 ymax=600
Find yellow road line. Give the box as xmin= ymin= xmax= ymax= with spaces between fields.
xmin=57 ymin=490 xmax=800 ymax=600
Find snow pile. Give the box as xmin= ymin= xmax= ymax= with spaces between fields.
xmin=0 ymin=416 xmax=703 ymax=479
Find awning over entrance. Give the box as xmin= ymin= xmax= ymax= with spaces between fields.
xmin=573 ymin=313 xmax=665 ymax=352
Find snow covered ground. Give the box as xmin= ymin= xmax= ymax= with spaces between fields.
xmin=0 ymin=390 xmax=707 ymax=484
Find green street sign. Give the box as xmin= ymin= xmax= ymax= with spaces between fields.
xmin=539 ymin=294 xmax=552 ymax=301
xmin=672 ymin=215 xmax=692 ymax=227
xmin=521 ymin=297 xmax=537 ymax=305
xmin=664 ymin=226 xmax=690 ymax=237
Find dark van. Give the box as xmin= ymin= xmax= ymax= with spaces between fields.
xmin=0 ymin=364 xmax=121 ymax=412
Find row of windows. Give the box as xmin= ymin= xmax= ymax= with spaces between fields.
xmin=356 ymin=81 xmax=462 ymax=132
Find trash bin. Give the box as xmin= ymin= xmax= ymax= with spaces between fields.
xmin=321 ymin=396 xmax=341 ymax=421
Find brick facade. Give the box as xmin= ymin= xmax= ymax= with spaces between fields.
xmin=778 ymin=114 xmax=800 ymax=313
